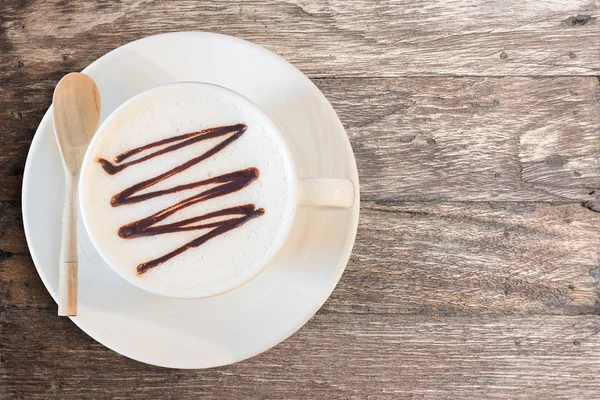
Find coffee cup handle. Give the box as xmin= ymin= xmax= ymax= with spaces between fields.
xmin=297 ymin=178 xmax=355 ymax=208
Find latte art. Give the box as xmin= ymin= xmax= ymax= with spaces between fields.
xmin=96 ymin=124 xmax=264 ymax=275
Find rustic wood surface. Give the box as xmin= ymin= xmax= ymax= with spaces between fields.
xmin=1 ymin=1 xmax=600 ymax=399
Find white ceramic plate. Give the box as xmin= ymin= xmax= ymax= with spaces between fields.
xmin=22 ymin=32 xmax=359 ymax=369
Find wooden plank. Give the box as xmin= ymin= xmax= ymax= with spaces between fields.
xmin=3 ymin=200 xmax=599 ymax=315
xmin=2 ymin=309 xmax=600 ymax=399
xmin=0 ymin=198 xmax=54 ymax=309
xmin=326 ymin=201 xmax=600 ymax=316
xmin=314 ymin=76 xmax=600 ymax=202
xmin=2 ymin=76 xmax=599 ymax=202
xmin=0 ymin=1 xmax=598 ymax=78
xmin=0 ymin=78 xmax=49 ymax=201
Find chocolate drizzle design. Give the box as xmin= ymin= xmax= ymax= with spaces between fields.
xmin=97 ymin=123 xmax=264 ymax=275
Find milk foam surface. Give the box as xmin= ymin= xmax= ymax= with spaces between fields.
xmin=81 ymin=84 xmax=295 ymax=297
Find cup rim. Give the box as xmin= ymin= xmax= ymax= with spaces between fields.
xmin=79 ymin=81 xmax=298 ymax=299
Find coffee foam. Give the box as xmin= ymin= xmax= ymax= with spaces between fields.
xmin=81 ymin=85 xmax=295 ymax=297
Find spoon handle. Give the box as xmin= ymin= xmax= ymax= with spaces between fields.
xmin=58 ymin=173 xmax=78 ymax=316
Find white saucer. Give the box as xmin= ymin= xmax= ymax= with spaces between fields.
xmin=22 ymin=32 xmax=359 ymax=369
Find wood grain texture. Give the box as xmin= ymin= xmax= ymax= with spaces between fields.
xmin=315 ymin=76 xmax=600 ymax=202
xmin=1 ymin=0 xmax=600 ymax=398
xmin=0 ymin=0 xmax=599 ymax=78
xmin=329 ymin=201 xmax=600 ymax=317
xmin=2 ymin=309 xmax=600 ymax=399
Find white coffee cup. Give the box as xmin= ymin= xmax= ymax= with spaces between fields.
xmin=79 ymin=82 xmax=354 ymax=299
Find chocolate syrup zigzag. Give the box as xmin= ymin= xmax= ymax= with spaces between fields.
xmin=97 ymin=123 xmax=264 ymax=275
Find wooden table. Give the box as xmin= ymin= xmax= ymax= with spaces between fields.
xmin=1 ymin=1 xmax=599 ymax=398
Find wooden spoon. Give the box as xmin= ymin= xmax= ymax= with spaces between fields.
xmin=53 ymin=73 xmax=101 ymax=316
